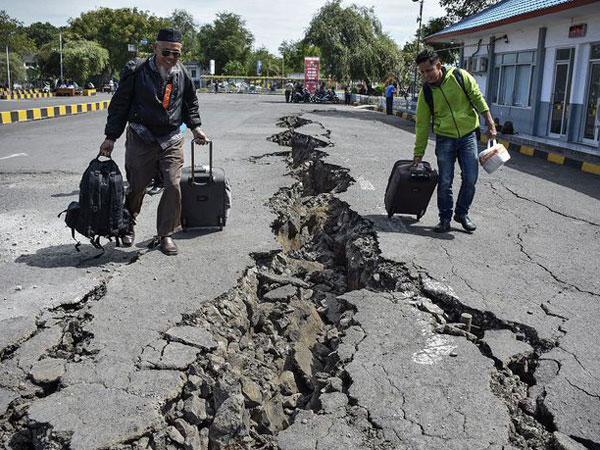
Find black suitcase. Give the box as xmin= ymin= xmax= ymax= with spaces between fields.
xmin=180 ymin=140 xmax=230 ymax=230
xmin=384 ymin=160 xmax=438 ymax=220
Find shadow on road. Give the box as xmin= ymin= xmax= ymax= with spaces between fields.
xmin=364 ymin=214 xmax=456 ymax=240
xmin=51 ymin=190 xmax=79 ymax=198
xmin=174 ymin=228 xmax=222 ymax=240
xmin=311 ymin=109 xmax=600 ymax=200
xmin=15 ymin=243 xmax=136 ymax=268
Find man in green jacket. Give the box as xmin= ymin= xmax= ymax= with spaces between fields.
xmin=412 ymin=50 xmax=497 ymax=233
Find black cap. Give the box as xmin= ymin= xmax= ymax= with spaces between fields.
xmin=157 ymin=28 xmax=182 ymax=43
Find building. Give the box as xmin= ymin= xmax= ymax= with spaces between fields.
xmin=427 ymin=0 xmax=600 ymax=154
xmin=183 ymin=62 xmax=202 ymax=88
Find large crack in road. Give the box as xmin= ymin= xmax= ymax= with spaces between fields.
xmin=1 ymin=114 xmax=596 ymax=449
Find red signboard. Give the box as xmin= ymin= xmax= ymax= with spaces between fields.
xmin=304 ymin=57 xmax=320 ymax=93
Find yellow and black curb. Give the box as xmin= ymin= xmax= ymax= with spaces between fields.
xmin=0 ymin=100 xmax=110 ymax=125
xmin=372 ymin=105 xmax=600 ymax=177
xmin=0 ymin=92 xmax=55 ymax=100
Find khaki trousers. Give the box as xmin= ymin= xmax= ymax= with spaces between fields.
xmin=124 ymin=127 xmax=184 ymax=237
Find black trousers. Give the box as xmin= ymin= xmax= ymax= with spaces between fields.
xmin=386 ymin=95 xmax=394 ymax=115
xmin=285 ymin=90 xmax=291 ymax=103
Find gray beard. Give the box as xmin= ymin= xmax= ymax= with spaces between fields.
xmin=157 ymin=64 xmax=175 ymax=80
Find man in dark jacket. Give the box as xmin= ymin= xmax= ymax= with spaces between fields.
xmin=99 ymin=28 xmax=207 ymax=255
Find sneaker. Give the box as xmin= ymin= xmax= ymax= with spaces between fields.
xmin=453 ymin=214 xmax=477 ymax=232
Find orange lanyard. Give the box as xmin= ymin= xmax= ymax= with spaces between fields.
xmin=162 ymin=83 xmax=173 ymax=109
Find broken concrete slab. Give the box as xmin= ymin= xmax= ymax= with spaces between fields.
xmin=27 ymin=384 xmax=162 ymax=450
xmin=257 ymin=271 xmax=311 ymax=288
xmin=342 ymin=290 xmax=513 ymax=448
xmin=0 ymin=388 xmax=19 ymax=416
xmin=29 ymin=358 xmax=66 ymax=384
xmin=0 ymin=315 xmax=37 ymax=355
xmin=263 ymin=284 xmax=297 ymax=302
xmin=139 ymin=341 xmax=200 ymax=370
xmin=164 ymin=326 xmax=217 ymax=351
xmin=482 ymin=329 xmax=534 ymax=367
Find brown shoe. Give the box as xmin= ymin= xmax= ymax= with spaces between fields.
xmin=160 ymin=236 xmax=178 ymax=255
xmin=122 ymin=227 xmax=135 ymax=247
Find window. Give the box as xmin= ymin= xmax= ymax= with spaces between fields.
xmin=592 ymin=44 xmax=600 ymax=60
xmin=491 ymin=51 xmax=536 ymax=107
xmin=191 ymin=69 xmax=197 ymax=78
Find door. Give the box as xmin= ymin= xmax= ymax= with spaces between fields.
xmin=583 ymin=53 xmax=600 ymax=146
xmin=549 ymin=48 xmax=574 ymax=137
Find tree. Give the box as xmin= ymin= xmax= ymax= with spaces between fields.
xmin=23 ymin=21 xmax=60 ymax=49
xmin=222 ymin=60 xmax=245 ymax=75
xmin=37 ymin=38 xmax=109 ymax=83
xmin=438 ymin=0 xmax=500 ymax=21
xmin=168 ymin=9 xmax=199 ymax=61
xmin=245 ymin=47 xmax=281 ymax=77
xmin=279 ymin=40 xmax=321 ymax=74
xmin=304 ymin=1 xmax=402 ymax=81
xmin=0 ymin=53 xmax=26 ymax=84
xmin=63 ymin=40 xmax=109 ymax=83
xmin=196 ymin=12 xmax=253 ymax=75
xmin=0 ymin=11 xmax=35 ymax=56
xmin=69 ymin=8 xmax=169 ymax=75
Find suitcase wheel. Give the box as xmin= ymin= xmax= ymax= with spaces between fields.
xmin=416 ymin=210 xmax=425 ymax=221
xmin=181 ymin=218 xmax=188 ymax=231
xmin=387 ymin=211 xmax=394 ymax=219
xmin=217 ymin=216 xmax=224 ymax=231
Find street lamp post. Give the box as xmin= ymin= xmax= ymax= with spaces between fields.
xmin=5 ymin=45 xmax=11 ymax=96
xmin=412 ymin=0 xmax=425 ymax=102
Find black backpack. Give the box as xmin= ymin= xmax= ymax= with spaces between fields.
xmin=422 ymin=68 xmax=481 ymax=140
xmin=60 ymin=157 xmax=130 ymax=252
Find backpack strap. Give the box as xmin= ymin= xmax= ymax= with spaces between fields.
xmin=453 ymin=68 xmax=478 ymax=113
xmin=422 ymin=83 xmax=435 ymax=132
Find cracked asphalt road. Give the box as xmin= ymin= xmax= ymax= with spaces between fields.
xmin=1 ymin=95 xmax=599 ymax=449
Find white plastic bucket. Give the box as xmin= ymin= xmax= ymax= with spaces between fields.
xmin=478 ymin=140 xmax=510 ymax=174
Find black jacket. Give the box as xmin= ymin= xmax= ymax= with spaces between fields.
xmin=104 ymin=58 xmax=201 ymax=141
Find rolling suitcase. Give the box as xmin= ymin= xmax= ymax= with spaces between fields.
xmin=180 ymin=140 xmax=230 ymax=230
xmin=384 ymin=160 xmax=437 ymax=220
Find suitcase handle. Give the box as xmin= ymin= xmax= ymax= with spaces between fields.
xmin=191 ymin=140 xmax=213 ymax=185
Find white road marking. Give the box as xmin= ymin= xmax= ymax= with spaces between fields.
xmin=0 ymin=153 xmax=28 ymax=161
xmin=357 ymin=176 xmax=375 ymax=191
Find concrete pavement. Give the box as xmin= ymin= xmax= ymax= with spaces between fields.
xmin=1 ymin=94 xmax=599 ymax=449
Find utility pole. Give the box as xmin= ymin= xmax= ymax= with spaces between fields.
xmin=59 ymin=32 xmax=64 ymax=83
xmin=412 ymin=0 xmax=425 ymax=103
xmin=5 ymin=45 xmax=11 ymax=96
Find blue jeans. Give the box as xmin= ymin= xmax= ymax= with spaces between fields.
xmin=434 ymin=131 xmax=479 ymax=222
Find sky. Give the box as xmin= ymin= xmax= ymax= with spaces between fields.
xmin=1 ymin=0 xmax=446 ymax=55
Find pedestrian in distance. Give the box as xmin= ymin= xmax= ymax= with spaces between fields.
xmin=344 ymin=85 xmax=352 ymax=105
xmin=412 ymin=50 xmax=497 ymax=233
xmin=99 ymin=28 xmax=208 ymax=255
xmin=284 ymin=80 xmax=293 ymax=103
xmin=385 ymin=80 xmax=396 ymax=115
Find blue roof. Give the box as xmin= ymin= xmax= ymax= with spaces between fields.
xmin=427 ymin=0 xmax=588 ymax=41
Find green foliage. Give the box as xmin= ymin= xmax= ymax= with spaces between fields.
xmin=438 ymin=0 xmax=500 ymax=21
xmin=197 ymin=12 xmax=253 ymax=75
xmin=23 ymin=21 xmax=60 ymax=48
xmin=303 ymin=1 xmax=402 ymax=82
xmin=245 ymin=47 xmax=281 ymax=77
xmin=0 ymin=10 xmax=35 ymax=56
xmin=0 ymin=53 xmax=26 ymax=84
xmin=36 ymin=39 xmax=109 ymax=83
xmin=63 ymin=40 xmax=110 ymax=83
xmin=168 ymin=9 xmax=199 ymax=61
xmin=222 ymin=60 xmax=245 ymax=75
xmin=279 ymin=40 xmax=321 ymax=74
xmin=69 ymin=7 xmax=169 ymax=75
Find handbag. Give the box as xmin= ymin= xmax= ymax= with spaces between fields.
xmin=478 ymin=139 xmax=510 ymax=174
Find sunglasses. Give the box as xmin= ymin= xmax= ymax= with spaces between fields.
xmin=161 ymin=49 xmax=181 ymax=58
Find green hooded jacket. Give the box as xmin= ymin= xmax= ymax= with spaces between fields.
xmin=414 ymin=67 xmax=489 ymax=157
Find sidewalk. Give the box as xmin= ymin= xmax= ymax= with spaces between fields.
xmin=353 ymin=95 xmax=600 ymax=176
